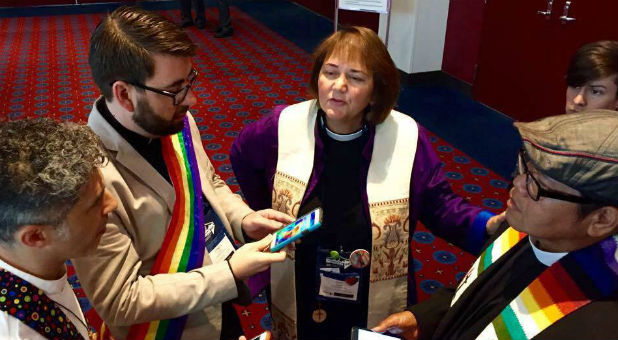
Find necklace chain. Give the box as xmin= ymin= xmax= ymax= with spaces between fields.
xmin=53 ymin=299 xmax=93 ymax=339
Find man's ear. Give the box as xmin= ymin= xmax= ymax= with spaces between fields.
xmin=15 ymin=225 xmax=54 ymax=248
xmin=587 ymin=206 xmax=618 ymax=238
xmin=111 ymin=81 xmax=136 ymax=112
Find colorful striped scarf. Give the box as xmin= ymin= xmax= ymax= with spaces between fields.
xmin=127 ymin=117 xmax=206 ymax=340
xmin=455 ymin=227 xmax=618 ymax=340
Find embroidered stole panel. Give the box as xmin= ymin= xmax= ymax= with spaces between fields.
xmin=365 ymin=111 xmax=418 ymax=327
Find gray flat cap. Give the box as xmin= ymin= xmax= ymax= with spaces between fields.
xmin=514 ymin=110 xmax=618 ymax=206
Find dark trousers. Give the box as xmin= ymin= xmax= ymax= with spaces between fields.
xmin=179 ymin=0 xmax=231 ymax=27
xmin=216 ymin=0 xmax=231 ymax=28
xmin=220 ymin=301 xmax=243 ymax=340
xmin=179 ymin=0 xmax=206 ymax=23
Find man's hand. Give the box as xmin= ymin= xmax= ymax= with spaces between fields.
xmin=486 ymin=211 xmax=506 ymax=235
xmin=241 ymin=209 xmax=294 ymax=240
xmin=372 ymin=311 xmax=419 ymax=340
xmin=228 ymin=235 xmax=286 ymax=280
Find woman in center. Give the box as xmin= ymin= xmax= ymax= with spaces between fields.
xmin=231 ymin=26 xmax=496 ymax=339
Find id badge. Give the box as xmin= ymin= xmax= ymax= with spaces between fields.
xmin=315 ymin=247 xmax=362 ymax=303
xmin=318 ymin=271 xmax=360 ymax=302
xmin=204 ymin=208 xmax=235 ymax=264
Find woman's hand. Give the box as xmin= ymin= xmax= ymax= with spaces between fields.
xmin=486 ymin=211 xmax=506 ymax=235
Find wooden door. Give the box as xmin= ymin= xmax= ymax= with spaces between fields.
xmin=473 ymin=0 xmax=618 ymax=121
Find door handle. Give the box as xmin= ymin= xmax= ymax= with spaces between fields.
xmin=560 ymin=1 xmax=576 ymax=23
xmin=537 ymin=0 xmax=553 ymax=18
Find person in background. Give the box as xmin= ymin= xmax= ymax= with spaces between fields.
xmin=211 ymin=0 xmax=233 ymax=38
xmin=73 ymin=6 xmax=291 ymax=340
xmin=178 ymin=0 xmax=207 ymax=29
xmin=565 ymin=40 xmax=617 ymax=113
xmin=179 ymin=0 xmax=234 ymax=37
xmin=374 ymin=110 xmax=618 ymax=340
xmin=0 ymin=118 xmax=118 ymax=340
xmin=230 ymin=26 xmax=504 ymax=339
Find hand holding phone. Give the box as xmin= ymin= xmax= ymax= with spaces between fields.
xmin=242 ymin=209 xmax=296 ymax=240
xmin=228 ymin=235 xmax=286 ymax=280
xmin=269 ymin=207 xmax=323 ymax=252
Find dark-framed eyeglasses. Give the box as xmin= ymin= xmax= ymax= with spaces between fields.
xmin=516 ymin=149 xmax=592 ymax=204
xmin=113 ymin=68 xmax=198 ymax=106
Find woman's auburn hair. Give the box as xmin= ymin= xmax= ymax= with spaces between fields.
xmin=308 ymin=26 xmax=400 ymax=125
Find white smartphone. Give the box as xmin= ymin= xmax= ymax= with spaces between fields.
xmin=351 ymin=327 xmax=399 ymax=340
xmin=269 ymin=207 xmax=323 ymax=252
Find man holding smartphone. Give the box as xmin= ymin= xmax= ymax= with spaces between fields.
xmin=72 ymin=6 xmax=292 ymax=340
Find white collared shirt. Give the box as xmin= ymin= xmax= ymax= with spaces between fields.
xmin=529 ymin=238 xmax=569 ymax=266
xmin=0 ymin=259 xmax=88 ymax=340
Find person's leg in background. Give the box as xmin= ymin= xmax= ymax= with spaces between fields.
xmin=179 ymin=0 xmax=194 ymax=27
xmin=215 ymin=0 xmax=233 ymax=38
xmin=193 ymin=0 xmax=207 ymax=29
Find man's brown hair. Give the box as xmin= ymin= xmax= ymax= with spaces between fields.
xmin=89 ymin=6 xmax=198 ymax=100
xmin=308 ymin=26 xmax=399 ymax=125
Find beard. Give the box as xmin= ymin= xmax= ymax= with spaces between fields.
xmin=132 ymin=97 xmax=188 ymax=136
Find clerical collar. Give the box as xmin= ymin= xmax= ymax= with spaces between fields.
xmin=320 ymin=115 xmax=366 ymax=142
xmin=529 ymin=238 xmax=568 ymax=266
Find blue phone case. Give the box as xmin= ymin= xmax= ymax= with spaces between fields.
xmin=270 ymin=208 xmax=322 ymax=252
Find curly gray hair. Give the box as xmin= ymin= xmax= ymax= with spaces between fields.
xmin=0 ymin=118 xmax=107 ymax=244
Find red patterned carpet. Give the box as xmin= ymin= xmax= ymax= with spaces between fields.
xmin=0 ymin=7 xmax=509 ymax=339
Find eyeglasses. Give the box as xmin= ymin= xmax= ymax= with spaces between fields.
xmin=516 ymin=149 xmax=592 ymax=204
xmin=114 ymin=68 xmax=198 ymax=106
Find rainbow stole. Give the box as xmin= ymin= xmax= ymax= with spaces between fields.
xmin=463 ymin=227 xmax=618 ymax=340
xmin=127 ymin=117 xmax=206 ymax=340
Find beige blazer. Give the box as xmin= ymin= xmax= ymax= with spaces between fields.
xmin=72 ymin=98 xmax=254 ymax=340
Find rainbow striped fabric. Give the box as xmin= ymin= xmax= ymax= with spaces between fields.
xmin=127 ymin=117 xmax=206 ymax=340
xmin=477 ymin=227 xmax=526 ymax=275
xmin=468 ymin=227 xmax=618 ymax=340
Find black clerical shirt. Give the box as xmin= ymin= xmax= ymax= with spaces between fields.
xmin=97 ymin=99 xmax=170 ymax=183
xmin=294 ymin=118 xmax=372 ymax=340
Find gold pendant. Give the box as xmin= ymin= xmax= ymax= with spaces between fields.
xmin=312 ymin=308 xmax=327 ymax=323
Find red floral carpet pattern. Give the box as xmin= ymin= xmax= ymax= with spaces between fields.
xmin=0 ymin=8 xmax=509 ymax=339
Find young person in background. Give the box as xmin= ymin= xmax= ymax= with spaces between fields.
xmin=565 ymin=40 xmax=617 ymax=113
